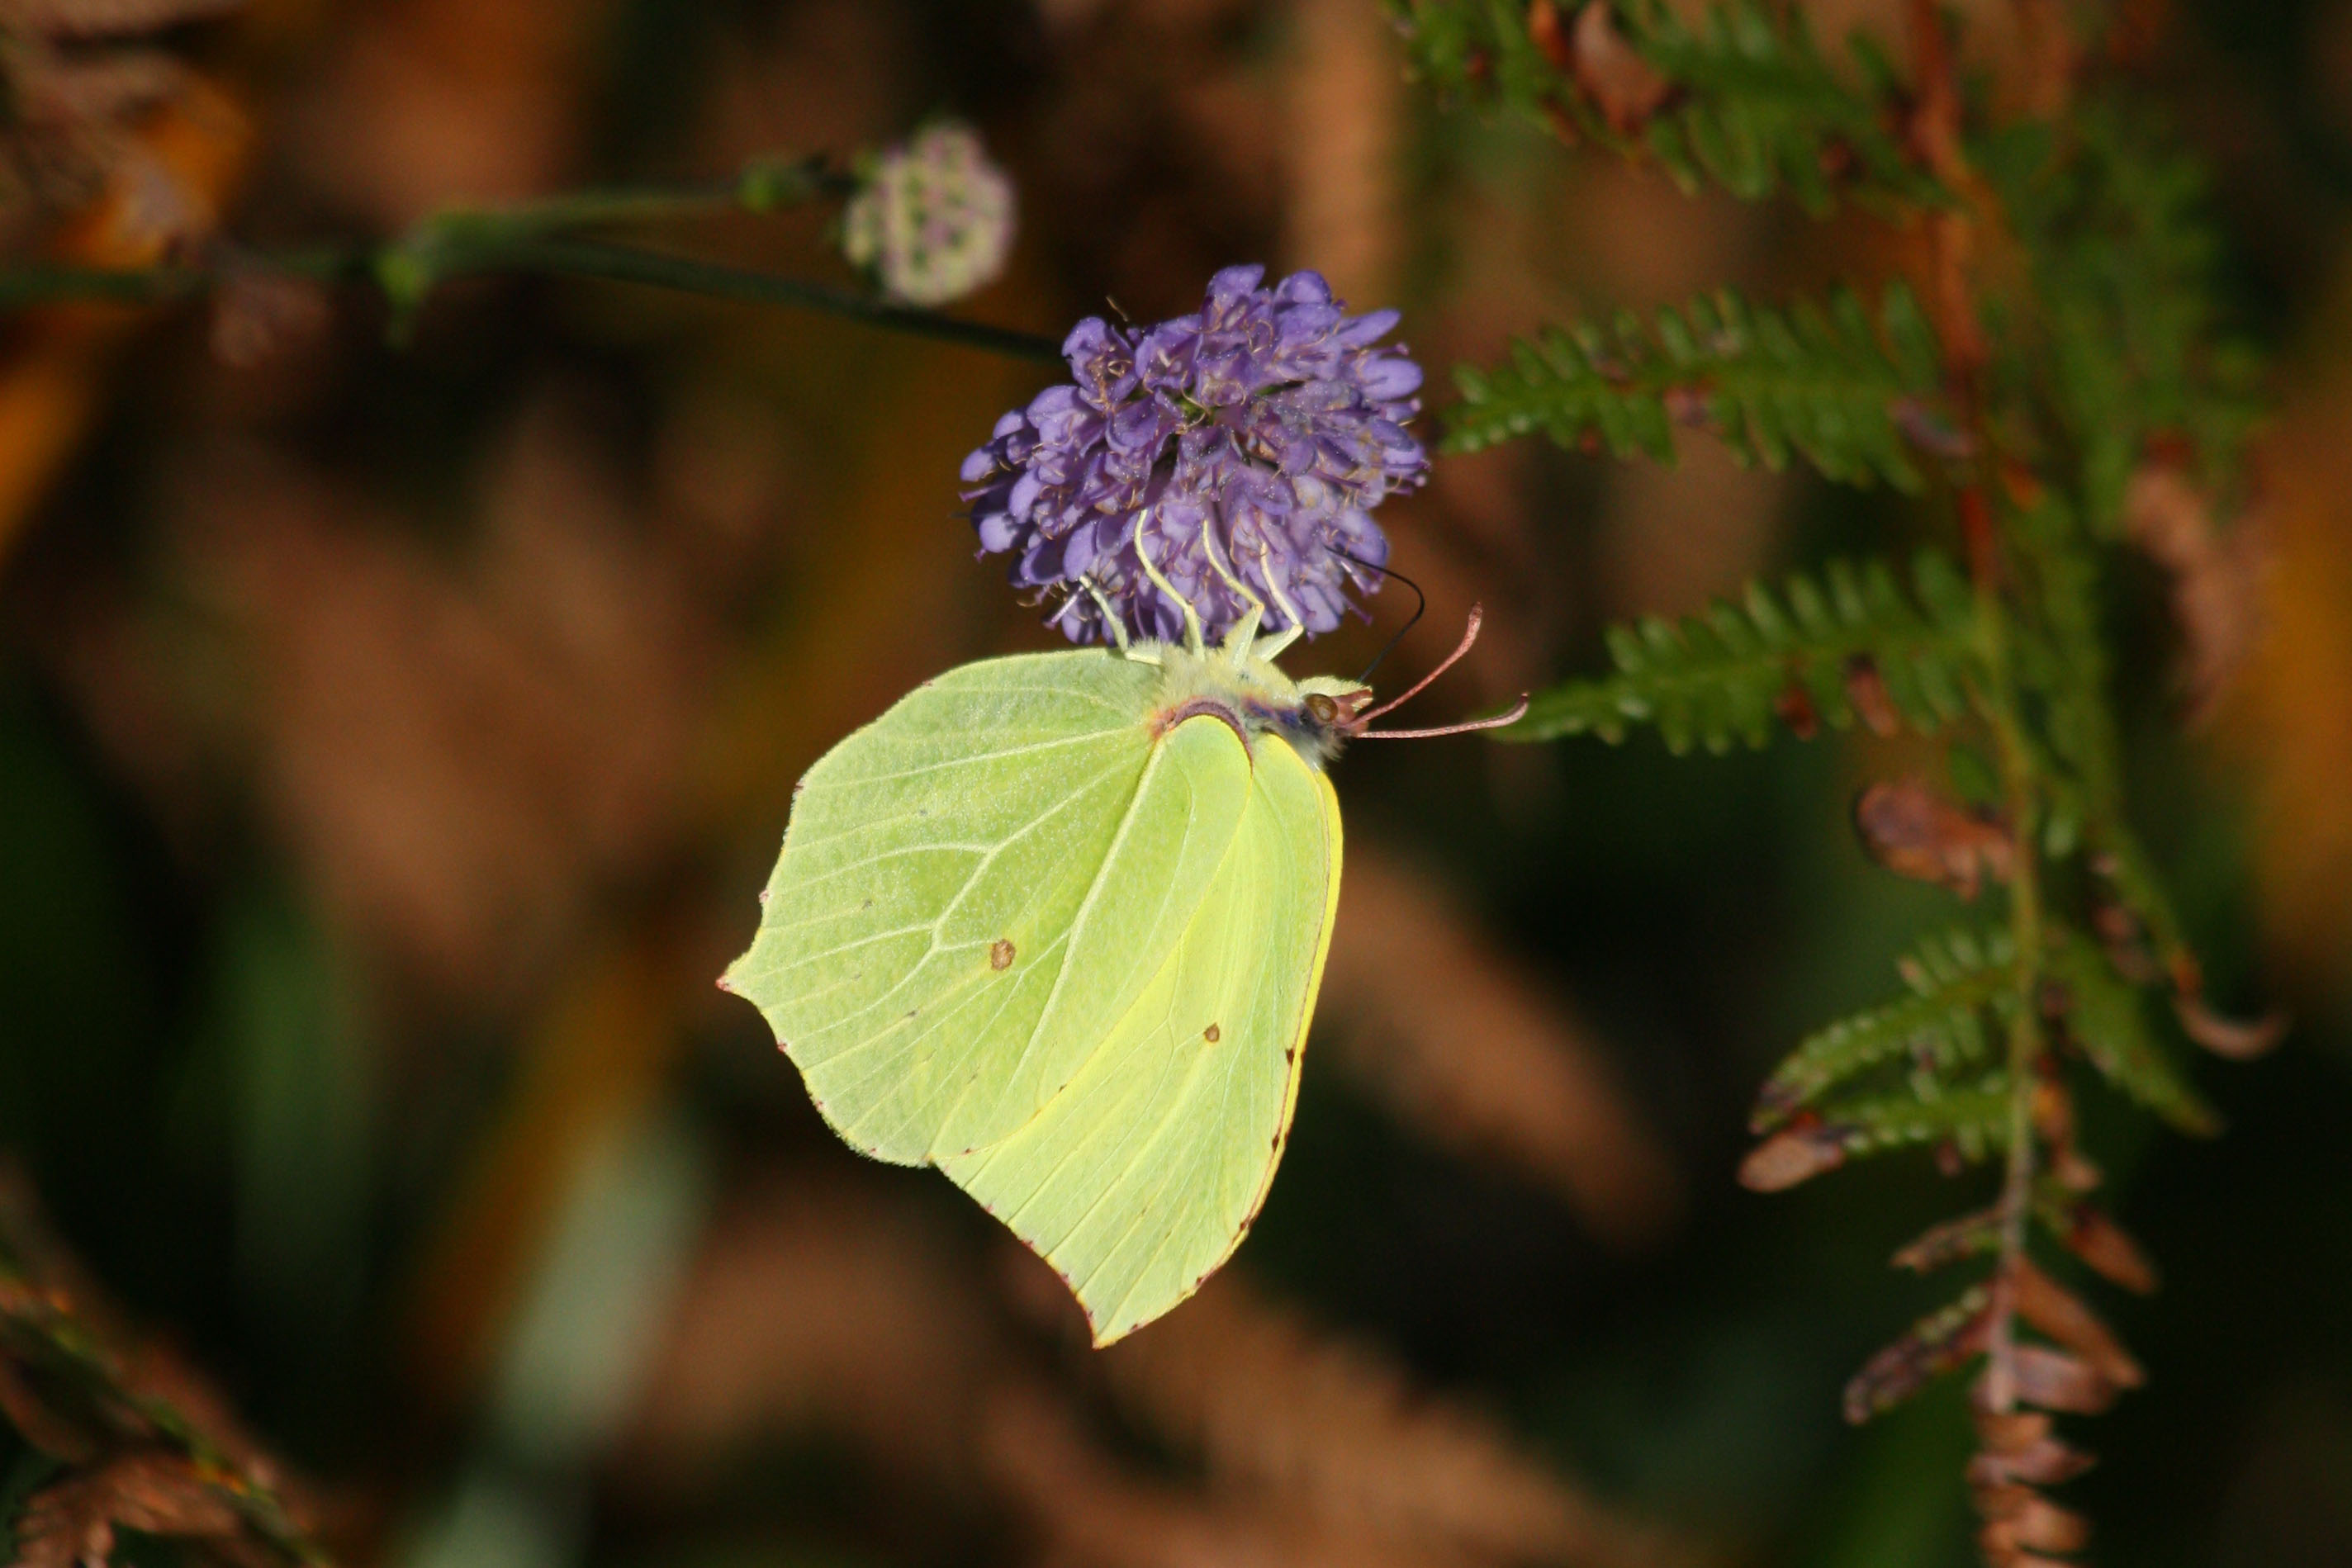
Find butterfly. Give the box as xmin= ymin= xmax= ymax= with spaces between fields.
xmin=720 ymin=550 xmax=1520 ymax=1344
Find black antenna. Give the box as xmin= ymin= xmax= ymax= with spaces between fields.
xmin=1328 ymin=545 xmax=1426 ymax=684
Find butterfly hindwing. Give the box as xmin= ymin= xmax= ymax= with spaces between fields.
xmin=939 ymin=718 xmax=1343 ymax=1343
xmin=723 ymin=651 xmax=1251 ymax=1164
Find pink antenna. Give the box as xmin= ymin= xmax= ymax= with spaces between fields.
xmin=1359 ymin=693 xmax=1530 ymax=740
xmin=1355 ymin=603 xmax=1489 ymax=727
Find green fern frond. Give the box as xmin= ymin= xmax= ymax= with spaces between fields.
xmin=1444 ymin=284 xmax=1948 ymax=490
xmin=2046 ymin=925 xmax=2220 ymax=1135
xmin=1628 ymin=0 xmax=1934 ymax=212
xmin=1980 ymin=102 xmax=2264 ymax=533
xmin=2004 ymin=495 xmax=2116 ymax=808
xmin=1392 ymin=0 xmax=1559 ymax=118
xmin=1753 ymin=926 xmax=2019 ymax=1131
xmin=1392 ymin=0 xmax=1939 ymax=213
xmin=1509 ymin=550 xmax=1977 ymax=749
xmin=1742 ymin=1076 xmax=2013 ymax=1191
xmin=2084 ymin=817 xmax=2191 ymax=964
xmin=1819 ymin=1076 xmax=2016 ymax=1165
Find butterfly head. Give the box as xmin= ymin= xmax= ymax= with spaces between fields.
xmin=1321 ymin=604 xmax=1529 ymax=748
xmin=1150 ymin=603 xmax=1526 ymax=769
xmin=1280 ymin=677 xmax=1377 ymax=765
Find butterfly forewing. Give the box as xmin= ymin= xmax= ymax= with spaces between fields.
xmin=725 ymin=651 xmax=1251 ymax=1165
xmin=939 ymin=720 xmax=1342 ymax=1344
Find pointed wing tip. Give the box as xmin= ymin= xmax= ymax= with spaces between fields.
xmin=1079 ymin=1269 xmax=1226 ymax=1348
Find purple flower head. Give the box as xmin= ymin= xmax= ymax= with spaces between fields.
xmin=962 ymin=265 xmax=1427 ymax=646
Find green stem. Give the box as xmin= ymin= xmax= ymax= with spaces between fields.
xmin=1966 ymin=493 xmax=2046 ymax=1418
xmin=480 ymin=239 xmax=1065 ymax=362
xmin=0 ymin=159 xmax=1065 ymax=366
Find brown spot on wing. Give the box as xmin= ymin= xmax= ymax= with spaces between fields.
xmin=1202 ymin=1022 xmax=1221 ymax=1043
xmin=989 ymin=938 xmax=1016 ymax=970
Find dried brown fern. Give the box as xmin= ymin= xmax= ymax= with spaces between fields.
xmin=1098 ymin=1272 xmax=1690 ymax=1568
xmin=1321 ymin=847 xmax=1681 ymax=1248
xmin=0 ymin=0 xmax=238 ymax=248
xmin=0 ymin=1170 xmax=326 ymax=1568
xmin=624 ymin=1177 xmax=1690 ymax=1568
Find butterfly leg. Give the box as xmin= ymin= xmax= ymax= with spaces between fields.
xmin=1131 ymin=509 xmax=1207 ymax=657
xmin=1197 ymin=521 xmax=1268 ymax=664
xmin=1080 ymin=576 xmax=1162 ymax=665
xmin=1252 ymin=623 xmax=1303 ymax=662
xmin=1248 ymin=537 xmax=1308 ymax=662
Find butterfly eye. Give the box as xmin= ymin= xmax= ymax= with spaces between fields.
xmin=1304 ymin=693 xmax=1340 ymax=724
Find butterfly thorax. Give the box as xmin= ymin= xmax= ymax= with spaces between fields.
xmin=1141 ymin=641 xmax=1371 ymax=770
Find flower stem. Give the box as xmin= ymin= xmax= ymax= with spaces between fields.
xmin=0 ymin=159 xmax=1065 ymax=364
xmin=483 ymin=239 xmax=1065 ymax=362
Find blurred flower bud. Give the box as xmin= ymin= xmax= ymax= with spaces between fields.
xmin=839 ymin=121 xmax=1015 ymax=308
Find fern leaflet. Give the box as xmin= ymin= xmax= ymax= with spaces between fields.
xmin=2046 ymin=925 xmax=2220 ymax=1135
xmin=1393 ymin=0 xmax=1939 ymax=213
xmin=1444 ymin=284 xmax=1949 ymax=490
xmin=1753 ymin=926 xmax=2019 ymax=1131
xmin=1508 ymin=551 xmax=1977 ymax=750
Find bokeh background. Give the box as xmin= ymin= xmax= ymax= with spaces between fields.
xmin=2 ymin=1 xmax=2351 ymax=1565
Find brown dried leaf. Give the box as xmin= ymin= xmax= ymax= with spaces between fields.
xmin=1843 ymin=1289 xmax=1993 ymax=1423
xmin=2173 ymin=994 xmax=2287 ymax=1060
xmin=2027 ymin=1077 xmax=2103 ymax=1192
xmin=1892 ymin=1206 xmax=2002 ymax=1273
xmin=637 ymin=1195 xmax=1640 ymax=1568
xmin=1842 ymin=655 xmax=1903 ymax=737
xmin=1772 ymin=681 xmax=1821 ymax=741
xmin=279 ymin=0 xmax=601 ymax=229
xmin=14 ymin=50 xmax=187 ymax=132
xmin=11 ymin=1451 xmax=243 ymax=1568
xmin=1854 ymin=778 xmax=2016 ymax=898
xmin=0 ymin=1174 xmax=307 ymax=1518
xmin=1321 ymin=849 xmax=1681 ymax=1247
xmin=2048 ymin=1203 xmax=2159 ymax=1295
xmin=1738 ymin=1118 xmax=1847 ymax=1192
xmin=1890 ymin=396 xmax=1977 ymax=460
xmin=0 ymin=1357 xmax=99 ymax=1462
xmin=624 ymin=1177 xmax=1004 ymax=1485
xmin=2006 ymin=1344 xmax=2117 ymax=1415
xmin=1971 ymin=1408 xmax=2050 ymax=1455
xmin=2125 ymin=464 xmax=2269 ymax=725
xmin=0 ymin=34 xmax=192 ymax=226
xmin=1967 ymin=1435 xmax=2097 ymax=1489
xmin=1098 ymin=1273 xmax=1683 ymax=1568
xmin=132 ymin=411 xmax=711 ymax=1000
xmin=0 ymin=0 xmax=239 ymax=37
xmin=1977 ymin=1493 xmax=2091 ymax=1557
xmin=1568 ymin=2 xmax=1672 ymax=133
xmin=1526 ymin=0 xmax=1573 ymax=70
xmin=2011 ymin=1260 xmax=2145 ymax=1390
xmin=978 ymin=1382 xmax=1462 ymax=1568
xmin=2089 ymin=901 xmax=2164 ymax=985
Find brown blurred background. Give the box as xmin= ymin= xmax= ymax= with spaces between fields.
xmin=2 ymin=1 xmax=2350 ymax=1566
